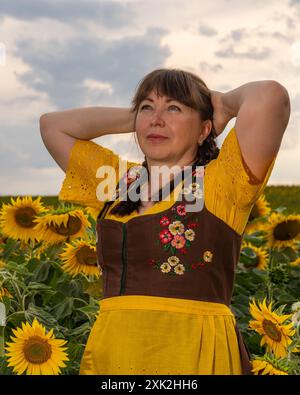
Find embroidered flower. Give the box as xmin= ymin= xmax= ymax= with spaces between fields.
xmin=186 ymin=222 xmax=199 ymax=229
xmin=174 ymin=264 xmax=185 ymax=275
xmin=171 ymin=234 xmax=186 ymax=249
xmin=188 ymin=182 xmax=201 ymax=193
xmin=193 ymin=188 xmax=204 ymax=199
xmin=160 ymin=216 xmax=171 ymax=227
xmin=158 ymin=258 xmax=187 ymax=275
xmin=168 ymin=256 xmax=180 ymax=266
xmin=179 ymin=247 xmax=188 ymax=254
xmin=159 ymin=229 xmax=173 ymax=244
xmin=191 ymin=262 xmax=205 ymax=269
xmin=203 ymin=250 xmax=213 ymax=263
xmin=184 ymin=228 xmax=195 ymax=241
xmin=168 ymin=221 xmax=185 ymax=235
xmin=176 ymin=205 xmax=186 ymax=216
xmin=160 ymin=262 xmax=172 ymax=273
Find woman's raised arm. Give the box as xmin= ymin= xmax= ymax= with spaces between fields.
xmin=39 ymin=106 xmax=135 ymax=173
xmin=212 ymin=80 xmax=290 ymax=182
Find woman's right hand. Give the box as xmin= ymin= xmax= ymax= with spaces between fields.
xmin=209 ymin=90 xmax=234 ymax=137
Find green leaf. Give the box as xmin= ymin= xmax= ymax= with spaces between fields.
xmin=5 ymin=261 xmax=30 ymax=276
xmin=26 ymin=282 xmax=55 ymax=294
xmin=26 ymin=258 xmax=40 ymax=273
xmin=31 ymin=261 xmax=52 ymax=282
xmin=51 ymin=297 xmax=74 ymax=320
xmin=25 ymin=303 xmax=58 ymax=327
xmin=76 ymin=305 xmax=99 ymax=315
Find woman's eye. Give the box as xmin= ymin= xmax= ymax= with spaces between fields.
xmin=169 ymin=105 xmax=180 ymax=111
xmin=140 ymin=104 xmax=180 ymax=111
xmin=140 ymin=105 xmax=151 ymax=110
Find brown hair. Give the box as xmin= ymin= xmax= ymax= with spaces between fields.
xmin=101 ymin=68 xmax=220 ymax=218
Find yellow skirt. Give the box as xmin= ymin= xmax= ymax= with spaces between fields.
xmin=79 ymin=295 xmax=243 ymax=375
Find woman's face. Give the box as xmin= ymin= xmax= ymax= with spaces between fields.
xmin=135 ymin=89 xmax=208 ymax=169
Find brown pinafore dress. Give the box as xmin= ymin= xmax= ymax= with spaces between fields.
xmin=87 ymin=164 xmax=253 ymax=375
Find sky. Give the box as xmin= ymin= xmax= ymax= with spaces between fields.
xmin=0 ymin=0 xmax=300 ymax=196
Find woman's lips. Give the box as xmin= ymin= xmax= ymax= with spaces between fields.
xmin=147 ymin=135 xmax=168 ymax=142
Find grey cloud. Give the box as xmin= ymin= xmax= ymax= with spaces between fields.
xmin=0 ymin=0 xmax=136 ymax=28
xmin=198 ymin=23 xmax=218 ymax=37
xmin=230 ymin=29 xmax=247 ymax=42
xmin=199 ymin=61 xmax=223 ymax=73
xmin=12 ymin=27 xmax=171 ymax=108
xmin=215 ymin=44 xmax=271 ymax=60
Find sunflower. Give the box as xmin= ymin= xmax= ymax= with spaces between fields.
xmin=245 ymin=195 xmax=271 ymax=234
xmin=60 ymin=239 xmax=100 ymax=278
xmin=0 ymin=287 xmax=13 ymax=301
xmin=33 ymin=208 xmax=90 ymax=245
xmin=251 ymin=356 xmax=289 ymax=375
xmin=260 ymin=212 xmax=300 ymax=249
xmin=5 ymin=318 xmax=69 ymax=375
xmin=290 ymin=256 xmax=300 ymax=267
xmin=241 ymin=242 xmax=269 ymax=270
xmin=249 ymin=298 xmax=296 ymax=358
xmin=0 ymin=196 xmax=48 ymax=243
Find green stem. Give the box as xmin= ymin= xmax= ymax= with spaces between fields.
xmin=11 ymin=273 xmax=25 ymax=311
xmin=267 ymin=248 xmax=273 ymax=301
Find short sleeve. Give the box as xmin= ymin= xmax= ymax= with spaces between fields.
xmin=204 ymin=126 xmax=277 ymax=235
xmin=58 ymin=139 xmax=140 ymax=209
xmin=217 ymin=126 xmax=277 ymax=206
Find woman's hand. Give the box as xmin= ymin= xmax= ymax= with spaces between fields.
xmin=209 ymin=90 xmax=234 ymax=137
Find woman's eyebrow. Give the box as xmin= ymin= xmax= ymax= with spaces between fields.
xmin=142 ymin=97 xmax=178 ymax=103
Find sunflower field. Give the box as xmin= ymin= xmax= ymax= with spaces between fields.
xmin=0 ymin=190 xmax=300 ymax=375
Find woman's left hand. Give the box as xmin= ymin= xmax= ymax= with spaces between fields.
xmin=209 ymin=90 xmax=234 ymax=137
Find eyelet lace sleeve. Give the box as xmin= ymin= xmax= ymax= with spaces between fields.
xmin=205 ymin=126 xmax=277 ymax=235
xmin=58 ymin=139 xmax=140 ymax=209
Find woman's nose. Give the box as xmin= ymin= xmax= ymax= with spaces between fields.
xmin=150 ymin=109 xmax=165 ymax=126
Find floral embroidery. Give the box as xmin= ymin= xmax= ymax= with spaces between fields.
xmin=148 ymin=254 xmax=212 ymax=275
xmin=149 ymin=166 xmax=212 ymax=276
xmin=160 ymin=216 xmax=171 ymax=226
xmin=203 ymin=250 xmax=213 ymax=263
xmin=169 ymin=221 xmax=185 ymax=236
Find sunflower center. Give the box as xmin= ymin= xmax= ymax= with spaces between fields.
xmin=15 ymin=207 xmax=37 ymax=228
xmin=23 ymin=336 xmax=52 ymax=364
xmin=49 ymin=216 xmax=82 ymax=236
xmin=262 ymin=319 xmax=282 ymax=342
xmin=273 ymin=220 xmax=300 ymax=241
xmin=76 ymin=246 xmax=97 ymax=266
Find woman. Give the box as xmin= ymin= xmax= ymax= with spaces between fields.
xmin=40 ymin=68 xmax=290 ymax=375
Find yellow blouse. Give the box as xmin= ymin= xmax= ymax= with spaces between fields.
xmin=58 ymin=126 xmax=277 ymax=236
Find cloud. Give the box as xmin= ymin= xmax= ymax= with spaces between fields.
xmin=198 ymin=23 xmax=218 ymax=37
xmin=214 ymin=44 xmax=271 ymax=60
xmin=230 ymin=28 xmax=247 ymax=42
xmin=0 ymin=25 xmax=171 ymax=192
xmin=199 ymin=61 xmax=223 ymax=73
xmin=0 ymin=0 xmax=136 ymax=28
xmin=12 ymin=26 xmax=171 ymax=108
